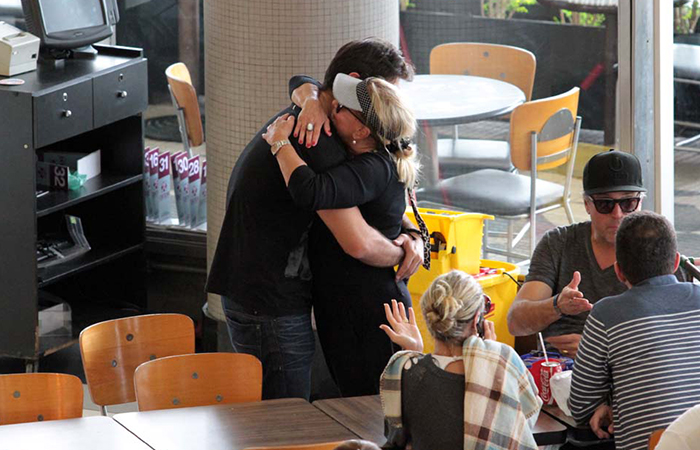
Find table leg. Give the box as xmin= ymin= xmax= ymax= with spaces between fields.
xmin=416 ymin=122 xmax=440 ymax=187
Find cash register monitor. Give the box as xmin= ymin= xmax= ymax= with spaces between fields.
xmin=21 ymin=0 xmax=118 ymax=53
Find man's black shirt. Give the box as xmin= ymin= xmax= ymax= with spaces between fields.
xmin=205 ymin=105 xmax=347 ymax=316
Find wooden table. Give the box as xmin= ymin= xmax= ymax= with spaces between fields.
xmin=399 ymin=75 xmax=525 ymax=185
xmin=113 ymin=398 xmax=357 ymax=450
xmin=541 ymin=405 xmax=613 ymax=445
xmin=313 ymin=395 xmax=568 ymax=447
xmin=0 ymin=416 xmax=153 ymax=450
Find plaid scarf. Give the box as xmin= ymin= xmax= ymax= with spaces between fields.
xmin=380 ymin=336 xmax=542 ymax=450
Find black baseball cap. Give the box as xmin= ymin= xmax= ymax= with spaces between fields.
xmin=583 ymin=149 xmax=646 ymax=195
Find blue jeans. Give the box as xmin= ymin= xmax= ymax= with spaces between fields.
xmin=221 ymin=297 xmax=315 ymax=400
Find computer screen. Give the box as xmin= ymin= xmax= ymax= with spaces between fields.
xmin=40 ymin=0 xmax=105 ymax=35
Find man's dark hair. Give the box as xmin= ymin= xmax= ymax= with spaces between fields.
xmin=616 ymin=211 xmax=677 ymax=285
xmin=322 ymin=37 xmax=414 ymax=89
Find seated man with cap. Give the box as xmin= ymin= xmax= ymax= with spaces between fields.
xmin=569 ymin=210 xmax=700 ymax=450
xmin=507 ymin=150 xmax=689 ymax=357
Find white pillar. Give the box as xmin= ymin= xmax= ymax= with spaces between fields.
xmin=204 ymin=0 xmax=400 ymax=321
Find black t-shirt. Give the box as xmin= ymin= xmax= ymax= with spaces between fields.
xmin=384 ymin=354 xmax=465 ymax=450
xmin=205 ymin=104 xmax=348 ymax=316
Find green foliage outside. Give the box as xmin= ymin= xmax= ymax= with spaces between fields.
xmin=481 ymin=0 xmax=537 ymax=19
xmin=554 ymin=10 xmax=605 ymax=27
xmin=675 ymin=0 xmax=700 ymax=34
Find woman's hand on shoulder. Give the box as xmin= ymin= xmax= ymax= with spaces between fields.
xmin=294 ymin=97 xmax=332 ymax=148
xmin=380 ymin=299 xmax=424 ymax=352
xmin=262 ymin=114 xmax=296 ymax=146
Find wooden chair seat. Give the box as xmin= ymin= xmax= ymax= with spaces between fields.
xmin=0 ymin=373 xmax=83 ymax=425
xmin=79 ymin=313 xmax=195 ymax=413
xmin=134 ymin=352 xmax=263 ymax=411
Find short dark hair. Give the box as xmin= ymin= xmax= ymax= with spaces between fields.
xmin=322 ymin=37 xmax=414 ymax=89
xmin=616 ymin=211 xmax=677 ymax=285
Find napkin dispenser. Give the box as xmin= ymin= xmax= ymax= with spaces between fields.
xmin=0 ymin=21 xmax=40 ymax=77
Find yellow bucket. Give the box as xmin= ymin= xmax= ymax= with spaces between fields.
xmin=404 ymin=208 xmax=519 ymax=352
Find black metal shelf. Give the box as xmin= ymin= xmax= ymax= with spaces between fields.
xmin=37 ymin=173 xmax=143 ymax=218
xmin=38 ymin=243 xmax=143 ymax=288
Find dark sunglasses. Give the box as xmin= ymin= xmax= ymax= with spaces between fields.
xmin=588 ymin=196 xmax=641 ymax=214
xmin=336 ymin=104 xmax=365 ymax=124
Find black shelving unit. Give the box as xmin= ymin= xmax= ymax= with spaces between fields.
xmin=0 ymin=45 xmax=148 ymax=371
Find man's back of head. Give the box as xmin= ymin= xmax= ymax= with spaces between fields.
xmin=322 ymin=37 xmax=414 ymax=89
xmin=616 ymin=211 xmax=677 ymax=285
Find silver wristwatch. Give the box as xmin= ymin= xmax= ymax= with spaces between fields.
xmin=270 ymin=139 xmax=291 ymax=156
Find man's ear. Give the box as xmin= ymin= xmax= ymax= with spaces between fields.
xmin=583 ymin=197 xmax=592 ymax=216
xmin=673 ymin=252 xmax=681 ymax=272
xmin=614 ymin=261 xmax=629 ymax=286
xmin=348 ymin=72 xmax=361 ymax=79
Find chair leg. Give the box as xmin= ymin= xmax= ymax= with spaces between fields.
xmin=564 ymin=200 xmax=575 ymax=224
xmin=507 ymin=220 xmax=514 ymax=263
xmin=530 ymin=212 xmax=536 ymax=257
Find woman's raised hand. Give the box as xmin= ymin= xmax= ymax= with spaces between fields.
xmin=380 ymin=299 xmax=424 ymax=352
xmin=294 ymin=97 xmax=332 ymax=148
xmin=483 ymin=320 xmax=497 ymax=341
xmin=262 ymin=114 xmax=296 ymax=146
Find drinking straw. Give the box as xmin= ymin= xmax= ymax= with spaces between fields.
xmin=538 ymin=332 xmax=549 ymax=365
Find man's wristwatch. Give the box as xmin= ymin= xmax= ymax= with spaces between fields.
xmin=552 ymin=293 xmax=564 ymax=317
xmin=270 ymin=139 xmax=291 ymax=156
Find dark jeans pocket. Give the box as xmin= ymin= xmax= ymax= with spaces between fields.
xmin=225 ymin=312 xmax=263 ymax=361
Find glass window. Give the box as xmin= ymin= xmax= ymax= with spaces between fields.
xmin=401 ymin=0 xmax=614 ymax=261
xmin=672 ymin=0 xmax=700 ymax=260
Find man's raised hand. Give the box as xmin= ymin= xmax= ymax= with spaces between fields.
xmin=557 ymin=271 xmax=593 ymax=316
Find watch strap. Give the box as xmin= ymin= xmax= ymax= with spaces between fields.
xmin=552 ymin=293 xmax=564 ymax=317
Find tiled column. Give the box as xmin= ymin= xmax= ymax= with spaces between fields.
xmin=205 ymin=0 xmax=399 ymax=321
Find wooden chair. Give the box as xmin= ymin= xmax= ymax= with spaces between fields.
xmin=134 ymin=352 xmax=262 ymax=411
xmin=245 ymin=442 xmax=347 ymax=450
xmin=166 ymin=62 xmax=204 ymax=157
xmin=648 ymin=428 xmax=665 ymax=450
xmin=431 ymin=43 xmax=536 ymax=100
xmin=0 ymin=373 xmax=83 ymax=425
xmin=79 ymin=313 xmax=195 ymax=415
xmin=418 ymin=87 xmax=581 ymax=263
xmin=429 ymin=43 xmax=537 ymax=176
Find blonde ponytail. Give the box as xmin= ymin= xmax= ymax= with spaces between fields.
xmin=365 ymin=78 xmax=420 ymax=188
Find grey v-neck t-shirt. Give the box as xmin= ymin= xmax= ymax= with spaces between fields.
xmin=525 ymin=222 xmax=627 ymax=339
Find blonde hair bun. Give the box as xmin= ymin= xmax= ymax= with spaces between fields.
xmin=420 ymin=270 xmax=484 ymax=343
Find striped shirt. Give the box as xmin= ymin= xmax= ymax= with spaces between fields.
xmin=568 ymin=275 xmax=700 ymax=450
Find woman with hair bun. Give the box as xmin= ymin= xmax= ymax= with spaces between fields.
xmin=263 ymin=73 xmax=427 ymax=397
xmin=379 ymin=270 xmax=542 ymax=450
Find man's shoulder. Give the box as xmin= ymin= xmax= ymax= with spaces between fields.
xmin=541 ymin=221 xmax=590 ymax=244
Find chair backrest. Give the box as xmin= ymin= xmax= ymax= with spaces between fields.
xmin=0 ymin=373 xmax=83 ymax=425
xmin=648 ymin=428 xmax=665 ymax=450
xmin=430 ymin=42 xmax=537 ymax=100
xmin=244 ymin=442 xmax=347 ymax=450
xmin=509 ymin=87 xmax=580 ymax=172
xmin=79 ymin=313 xmax=195 ymax=408
xmin=165 ymin=62 xmax=204 ymax=147
xmin=134 ymin=352 xmax=263 ymax=411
